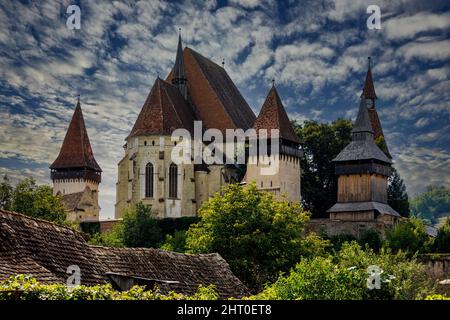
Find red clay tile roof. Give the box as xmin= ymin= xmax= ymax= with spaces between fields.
xmin=50 ymin=102 xmax=101 ymax=172
xmin=167 ymin=47 xmax=256 ymax=132
xmin=0 ymin=209 xmax=249 ymax=298
xmin=368 ymin=108 xmax=391 ymax=158
xmin=253 ymin=85 xmax=301 ymax=144
xmin=361 ymin=66 xmax=377 ymax=100
xmin=127 ymin=78 xmax=196 ymax=139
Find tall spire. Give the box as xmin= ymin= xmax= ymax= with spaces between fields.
xmin=361 ymin=57 xmax=377 ymax=104
xmin=172 ymin=28 xmax=187 ymax=99
xmin=352 ymin=98 xmax=374 ymax=141
xmin=50 ymin=100 xmax=101 ymax=173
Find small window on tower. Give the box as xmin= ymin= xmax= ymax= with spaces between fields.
xmin=144 ymin=141 xmax=147 ymax=146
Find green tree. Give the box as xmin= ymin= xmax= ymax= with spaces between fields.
xmin=0 ymin=175 xmax=13 ymax=210
xmin=185 ymin=183 xmax=323 ymax=291
xmin=293 ymin=119 xmax=352 ymax=218
xmin=160 ymin=230 xmax=187 ymax=253
xmin=89 ymin=203 xmax=162 ymax=248
xmin=387 ymin=168 xmax=410 ymax=217
xmin=11 ymin=178 xmax=66 ymax=224
xmin=411 ymin=185 xmax=450 ymax=224
xmin=433 ymin=217 xmax=450 ymax=253
xmin=384 ymin=218 xmax=430 ymax=254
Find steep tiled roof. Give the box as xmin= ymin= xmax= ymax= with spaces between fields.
xmin=368 ymin=108 xmax=391 ymax=158
xmin=0 ymin=209 xmax=106 ymax=285
xmin=253 ymin=85 xmax=301 ymax=144
xmin=127 ymin=78 xmax=196 ymax=139
xmin=50 ymin=102 xmax=101 ymax=172
xmin=361 ymin=65 xmax=377 ymax=100
xmin=0 ymin=209 xmax=248 ymax=298
xmin=92 ymin=247 xmax=249 ymax=298
xmin=168 ymin=47 xmax=256 ymax=132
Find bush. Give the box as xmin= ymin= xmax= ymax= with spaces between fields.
xmin=359 ymin=229 xmax=382 ymax=251
xmin=0 ymin=274 xmax=218 ymax=300
xmin=251 ymin=242 xmax=435 ymax=300
xmin=160 ymin=230 xmax=187 ymax=253
xmin=433 ymin=217 xmax=450 ymax=253
xmin=385 ymin=218 xmax=431 ymax=254
xmin=185 ymin=183 xmax=321 ymax=291
xmin=88 ymin=202 xmax=162 ymax=248
xmin=328 ymin=234 xmax=356 ymax=252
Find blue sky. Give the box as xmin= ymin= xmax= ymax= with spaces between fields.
xmin=0 ymin=0 xmax=449 ymax=219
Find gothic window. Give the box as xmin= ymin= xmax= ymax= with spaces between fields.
xmin=169 ymin=163 xmax=178 ymax=198
xmin=145 ymin=163 xmax=154 ymax=198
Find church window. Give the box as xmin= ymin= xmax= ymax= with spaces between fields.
xmin=144 ymin=141 xmax=147 ymax=146
xmin=145 ymin=163 xmax=154 ymax=198
xmin=152 ymin=140 xmax=155 ymax=146
xmin=169 ymin=163 xmax=178 ymax=198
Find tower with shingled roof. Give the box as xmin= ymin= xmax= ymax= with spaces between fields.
xmin=50 ymin=99 xmax=102 ymax=222
xmin=326 ymin=97 xmax=400 ymax=230
xmin=245 ymin=82 xmax=302 ymax=203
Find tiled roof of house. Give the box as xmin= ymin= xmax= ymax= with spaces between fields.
xmin=0 ymin=209 xmax=248 ymax=298
xmin=127 ymin=78 xmax=197 ymax=139
xmin=92 ymin=246 xmax=249 ymax=298
xmin=253 ymin=85 xmax=301 ymax=144
xmin=50 ymin=102 xmax=101 ymax=172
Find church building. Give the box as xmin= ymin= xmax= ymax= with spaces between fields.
xmin=114 ymin=33 xmax=302 ymax=219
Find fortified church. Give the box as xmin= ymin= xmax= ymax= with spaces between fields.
xmin=50 ymin=34 xmax=400 ymax=236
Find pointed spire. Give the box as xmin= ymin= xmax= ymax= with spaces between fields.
xmin=50 ymin=101 xmax=101 ymax=172
xmin=352 ymin=98 xmax=374 ymax=141
xmin=361 ymin=56 xmax=377 ymax=101
xmin=172 ymin=28 xmax=187 ymax=99
xmin=253 ymin=85 xmax=301 ymax=144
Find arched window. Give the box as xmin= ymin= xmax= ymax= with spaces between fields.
xmin=145 ymin=163 xmax=154 ymax=198
xmin=169 ymin=163 xmax=178 ymax=198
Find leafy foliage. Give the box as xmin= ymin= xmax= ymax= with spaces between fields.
xmin=185 ymin=183 xmax=323 ymax=291
xmin=0 ymin=175 xmax=13 ymax=210
xmin=1 ymin=177 xmax=67 ymax=224
xmin=89 ymin=202 xmax=162 ymax=248
xmin=411 ymin=185 xmax=450 ymax=224
xmin=387 ymin=168 xmax=410 ymax=217
xmin=251 ymin=242 xmax=435 ymax=300
xmin=432 ymin=217 xmax=450 ymax=253
xmin=384 ymin=218 xmax=432 ymax=254
xmin=359 ymin=228 xmax=382 ymax=251
xmin=160 ymin=230 xmax=187 ymax=253
xmin=293 ymin=119 xmax=352 ymax=218
xmin=0 ymin=275 xmax=218 ymax=300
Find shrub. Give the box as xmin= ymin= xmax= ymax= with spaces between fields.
xmin=385 ymin=218 xmax=431 ymax=254
xmin=359 ymin=229 xmax=382 ymax=251
xmin=160 ymin=230 xmax=187 ymax=253
xmin=252 ymin=242 xmax=435 ymax=300
xmin=0 ymin=274 xmax=218 ymax=300
xmin=433 ymin=217 xmax=450 ymax=253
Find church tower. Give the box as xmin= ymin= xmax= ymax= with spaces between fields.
xmin=362 ymin=57 xmax=391 ymax=158
xmin=327 ymin=98 xmax=399 ymax=224
xmin=50 ymin=99 xmax=102 ymax=222
xmin=246 ymin=83 xmax=302 ymax=202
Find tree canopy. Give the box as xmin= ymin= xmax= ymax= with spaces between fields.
xmin=411 ymin=185 xmax=450 ymax=224
xmin=185 ymin=183 xmax=327 ymax=291
xmin=0 ymin=177 xmax=66 ymax=224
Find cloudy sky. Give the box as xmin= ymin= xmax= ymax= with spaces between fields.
xmin=1 ymin=0 xmax=449 ymax=219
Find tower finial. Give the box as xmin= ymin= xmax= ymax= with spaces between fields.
xmin=368 ymin=56 xmax=371 ymax=69
xmin=77 ymin=94 xmax=80 ymax=104
xmin=272 ymin=78 xmax=275 ymax=87
xmin=157 ymin=71 xmax=160 ymax=78
xmin=222 ymin=58 xmax=225 ymax=68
